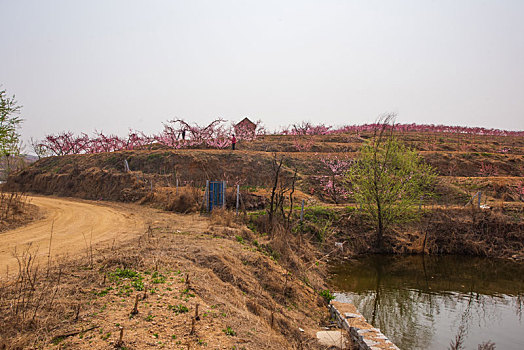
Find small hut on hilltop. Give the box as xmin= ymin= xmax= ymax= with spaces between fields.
xmin=234 ymin=117 xmax=257 ymax=139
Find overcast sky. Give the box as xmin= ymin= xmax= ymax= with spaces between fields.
xmin=1 ymin=0 xmax=523 ymax=143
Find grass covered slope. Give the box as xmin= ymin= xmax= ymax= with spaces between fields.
xmin=0 ymin=207 xmax=329 ymax=349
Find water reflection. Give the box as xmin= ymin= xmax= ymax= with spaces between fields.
xmin=330 ymin=255 xmax=524 ymax=350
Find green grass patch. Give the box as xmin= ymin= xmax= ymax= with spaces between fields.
xmin=109 ymin=268 xmax=144 ymax=296
xmin=151 ymin=271 xmax=167 ymax=284
xmin=222 ymin=326 xmax=236 ymax=336
xmin=168 ymin=304 xmax=189 ymax=314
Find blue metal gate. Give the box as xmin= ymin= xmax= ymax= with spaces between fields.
xmin=207 ymin=181 xmax=226 ymax=212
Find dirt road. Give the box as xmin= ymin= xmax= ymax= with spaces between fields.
xmin=0 ymin=196 xmax=146 ymax=275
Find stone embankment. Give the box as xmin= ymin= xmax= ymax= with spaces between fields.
xmin=330 ymin=300 xmax=399 ymax=350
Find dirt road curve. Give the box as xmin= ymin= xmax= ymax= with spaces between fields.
xmin=0 ymin=196 xmax=146 ymax=275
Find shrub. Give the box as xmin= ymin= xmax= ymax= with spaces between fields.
xmin=319 ymin=289 xmax=335 ymax=303
xmin=0 ymin=190 xmax=27 ymax=222
xmin=165 ymin=187 xmax=201 ymax=213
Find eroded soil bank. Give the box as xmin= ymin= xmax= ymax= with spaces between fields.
xmin=296 ymin=205 xmax=524 ymax=261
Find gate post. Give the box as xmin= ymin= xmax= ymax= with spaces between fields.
xmin=204 ymin=180 xmax=209 ymax=212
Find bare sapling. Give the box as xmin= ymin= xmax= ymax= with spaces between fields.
xmin=116 ymin=326 xmax=124 ymax=347
xmin=286 ymin=169 xmax=297 ymax=229
xmin=190 ymin=316 xmax=196 ymax=335
xmin=268 ymin=154 xmax=283 ymax=228
xmin=46 ymin=219 xmax=55 ymax=278
xmin=81 ymin=229 xmax=94 ymax=268
xmin=89 ymin=228 xmax=94 ymax=267
xmin=0 ymin=190 xmax=28 ymax=222
xmin=74 ymin=303 xmax=81 ymax=321
xmin=131 ymin=294 xmax=140 ymax=315
xmin=7 ymin=245 xmax=64 ymax=329
xmin=282 ymin=273 xmax=289 ymax=305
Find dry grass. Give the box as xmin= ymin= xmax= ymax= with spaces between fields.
xmin=162 ymin=186 xmax=202 ymax=213
xmin=417 ymin=208 xmax=524 ymax=258
xmin=0 ymin=245 xmax=67 ymax=349
xmin=0 ymin=211 xmax=329 ymax=349
xmin=0 ymin=190 xmax=38 ymax=232
xmin=367 ymin=207 xmax=524 ymax=258
xmin=301 ymin=204 xmax=524 ymax=259
xmin=210 ymin=207 xmax=239 ymax=227
xmin=0 ymin=190 xmax=27 ymax=222
xmin=269 ymin=225 xmax=327 ymax=292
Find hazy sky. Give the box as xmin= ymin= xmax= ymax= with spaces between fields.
xmin=1 ymin=0 xmax=523 ymax=144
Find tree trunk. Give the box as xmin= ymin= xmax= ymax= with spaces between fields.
xmin=268 ymin=157 xmax=282 ymax=229
xmin=376 ymin=201 xmax=383 ymax=250
xmin=332 ymin=174 xmax=338 ymax=204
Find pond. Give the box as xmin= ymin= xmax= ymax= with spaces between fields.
xmin=330 ymin=255 xmax=524 ymax=350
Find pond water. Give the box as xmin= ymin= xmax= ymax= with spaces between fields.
xmin=330 ymin=255 xmax=524 ymax=350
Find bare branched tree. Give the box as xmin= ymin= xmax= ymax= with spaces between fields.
xmin=268 ymin=154 xmax=298 ymax=231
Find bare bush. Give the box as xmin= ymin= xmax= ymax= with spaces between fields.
xmin=0 ymin=246 xmax=64 ymax=347
xmin=267 ymin=154 xmax=297 ymax=230
xmin=0 ymin=190 xmax=27 ymax=222
xmin=165 ymin=186 xmax=201 ymax=213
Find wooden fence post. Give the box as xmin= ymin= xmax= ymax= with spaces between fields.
xmin=478 ymin=191 xmax=482 ymax=208
xmin=203 ymin=180 xmax=209 ymax=212
xmin=236 ymin=185 xmax=240 ymax=215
